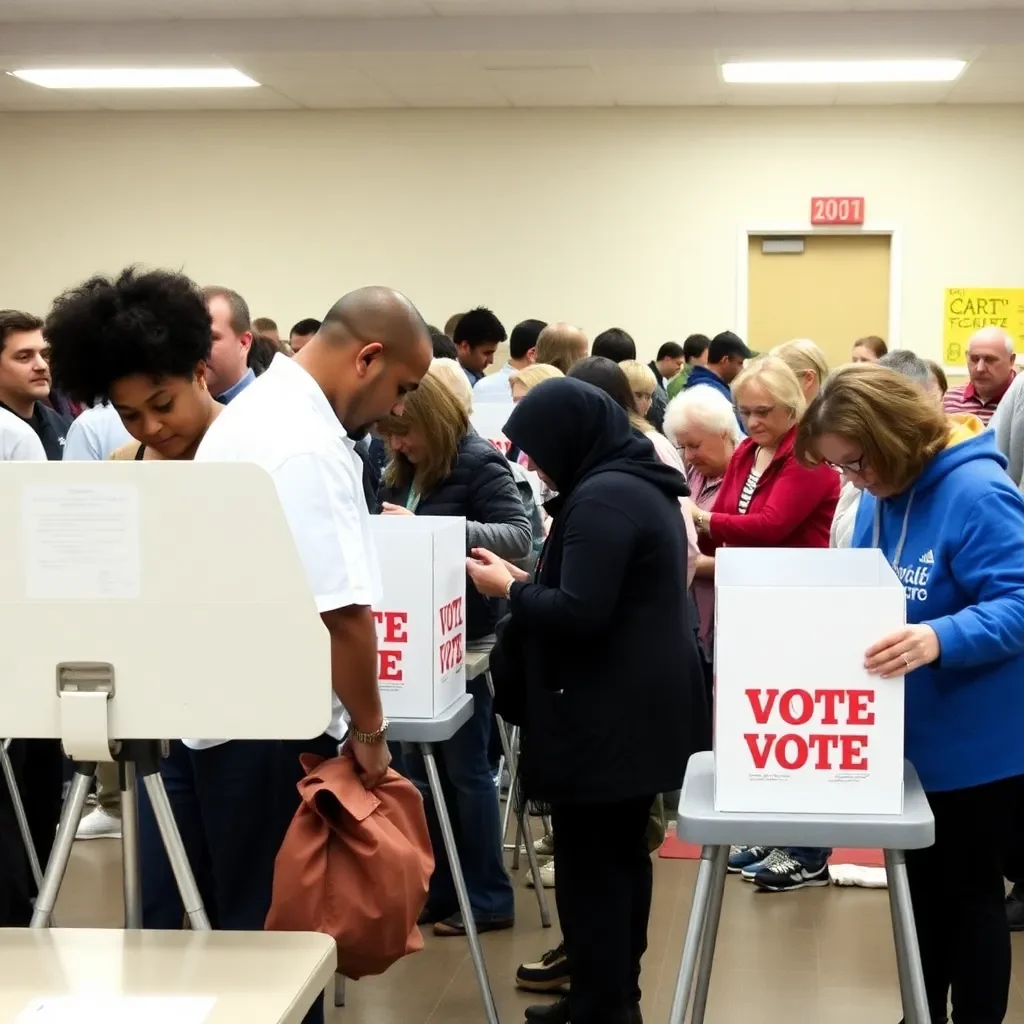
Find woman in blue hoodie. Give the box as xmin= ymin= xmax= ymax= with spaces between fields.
xmin=798 ymin=363 xmax=1024 ymax=1024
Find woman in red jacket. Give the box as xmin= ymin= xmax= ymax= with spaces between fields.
xmin=689 ymin=355 xmax=840 ymax=893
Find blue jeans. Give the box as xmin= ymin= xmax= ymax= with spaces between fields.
xmin=782 ymin=847 xmax=832 ymax=865
xmin=405 ymin=674 xmax=515 ymax=921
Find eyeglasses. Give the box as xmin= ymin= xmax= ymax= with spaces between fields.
xmin=825 ymin=454 xmax=866 ymax=474
xmin=737 ymin=404 xmax=777 ymax=420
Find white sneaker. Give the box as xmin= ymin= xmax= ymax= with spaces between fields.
xmin=533 ymin=833 xmax=555 ymax=858
xmin=526 ymin=859 xmax=555 ymax=889
xmin=75 ymin=807 xmax=122 ymax=841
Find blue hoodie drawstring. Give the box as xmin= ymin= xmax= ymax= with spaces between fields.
xmin=872 ymin=489 xmax=915 ymax=570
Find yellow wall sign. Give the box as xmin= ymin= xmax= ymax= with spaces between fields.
xmin=943 ymin=287 xmax=1024 ymax=365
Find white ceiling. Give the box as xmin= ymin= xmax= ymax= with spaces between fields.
xmin=1 ymin=0 xmax=1024 ymax=108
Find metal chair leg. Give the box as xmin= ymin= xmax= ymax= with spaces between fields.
xmin=885 ymin=849 xmax=930 ymax=1024
xmin=421 ymin=743 xmax=500 ymax=1024
xmin=691 ymin=844 xmax=729 ymax=1024
xmin=517 ymin=785 xmax=552 ymax=927
xmin=668 ymin=845 xmax=718 ymax=1024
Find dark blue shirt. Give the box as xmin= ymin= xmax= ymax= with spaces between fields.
xmin=683 ymin=366 xmax=745 ymax=435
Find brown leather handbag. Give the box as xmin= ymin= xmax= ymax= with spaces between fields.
xmin=265 ymin=752 xmax=434 ymax=979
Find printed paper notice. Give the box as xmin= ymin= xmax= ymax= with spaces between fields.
xmin=16 ymin=996 xmax=215 ymax=1024
xmin=22 ymin=485 xmax=141 ymax=600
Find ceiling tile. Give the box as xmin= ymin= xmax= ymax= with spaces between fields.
xmin=604 ymin=67 xmax=723 ymax=104
xmin=723 ymin=83 xmax=838 ymax=104
xmin=80 ymin=85 xmax=301 ymax=109
xmin=368 ymin=64 xmax=509 ymax=105
xmin=488 ymin=65 xmax=615 ymax=105
xmin=428 ymin=0 xmax=573 ymax=14
xmin=833 ymin=82 xmax=955 ymax=103
xmin=246 ymin=62 xmax=403 ymax=106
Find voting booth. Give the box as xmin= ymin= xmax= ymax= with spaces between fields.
xmin=0 ymin=461 xmax=332 ymax=930
xmin=714 ymin=548 xmax=906 ymax=816
xmin=370 ymin=517 xmax=466 ymax=719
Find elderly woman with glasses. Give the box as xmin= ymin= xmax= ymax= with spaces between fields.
xmin=664 ymin=385 xmax=740 ymax=665
xmin=687 ymin=356 xmax=840 ymax=893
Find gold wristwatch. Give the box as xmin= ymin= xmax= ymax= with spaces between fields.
xmin=350 ymin=718 xmax=389 ymax=744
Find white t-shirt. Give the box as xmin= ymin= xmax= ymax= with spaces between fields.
xmin=0 ymin=407 xmax=46 ymax=461
xmin=472 ymin=362 xmax=516 ymax=403
xmin=186 ymin=354 xmax=383 ymax=748
xmin=62 ymin=404 xmax=132 ymax=461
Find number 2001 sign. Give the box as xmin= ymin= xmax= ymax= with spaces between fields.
xmin=810 ymin=196 xmax=865 ymax=225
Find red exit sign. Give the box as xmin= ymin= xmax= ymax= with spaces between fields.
xmin=811 ymin=196 xmax=865 ymax=225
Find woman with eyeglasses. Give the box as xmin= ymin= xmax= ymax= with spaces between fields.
xmin=687 ymin=356 xmax=839 ymax=893
xmin=798 ymin=363 xmax=1024 ymax=1024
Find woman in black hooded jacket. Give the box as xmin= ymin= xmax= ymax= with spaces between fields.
xmin=468 ymin=377 xmax=707 ymax=1024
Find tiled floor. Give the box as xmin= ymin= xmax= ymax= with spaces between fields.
xmin=55 ymin=839 xmax=1024 ymax=1023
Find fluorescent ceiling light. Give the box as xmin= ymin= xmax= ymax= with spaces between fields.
xmin=721 ymin=59 xmax=966 ymax=85
xmin=8 ymin=67 xmax=260 ymax=90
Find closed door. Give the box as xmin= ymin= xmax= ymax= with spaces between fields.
xmin=747 ymin=233 xmax=891 ymax=372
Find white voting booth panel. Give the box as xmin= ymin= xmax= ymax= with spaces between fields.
xmin=0 ymin=461 xmax=331 ymax=752
xmin=714 ymin=548 xmax=906 ymax=816
xmin=470 ymin=404 xmax=514 ymax=458
xmin=370 ymin=516 xmax=466 ymax=719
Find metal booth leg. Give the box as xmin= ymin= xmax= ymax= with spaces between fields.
xmin=667 ymin=845 xmax=719 ymax=1024
xmin=690 ymin=844 xmax=729 ymax=1024
xmin=333 ymin=973 xmax=346 ymax=1007
xmin=120 ymin=761 xmax=142 ymax=928
xmin=421 ymin=741 xmax=500 ymax=1024
xmin=30 ymin=764 xmax=96 ymax=928
xmin=141 ymin=772 xmax=211 ymax=931
xmin=515 ymin=780 xmax=552 ymax=928
xmin=884 ymin=849 xmax=931 ymax=1024
xmin=884 ymin=849 xmax=912 ymax=1022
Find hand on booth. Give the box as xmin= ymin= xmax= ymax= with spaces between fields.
xmin=466 ymin=547 xmax=527 ymax=597
xmin=864 ymin=624 xmax=940 ymax=678
xmin=381 ymin=502 xmax=414 ymax=517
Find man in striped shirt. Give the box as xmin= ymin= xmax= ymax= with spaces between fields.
xmin=943 ymin=325 xmax=1017 ymax=426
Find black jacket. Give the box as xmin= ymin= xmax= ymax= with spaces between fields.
xmin=496 ymin=377 xmax=709 ymax=805
xmin=379 ymin=432 xmax=531 ymax=641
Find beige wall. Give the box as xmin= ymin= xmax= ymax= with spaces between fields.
xmin=1 ymin=105 xmax=1022 ymax=368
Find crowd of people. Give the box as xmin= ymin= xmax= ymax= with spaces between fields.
xmin=1 ymin=275 xmax=1023 ymax=1024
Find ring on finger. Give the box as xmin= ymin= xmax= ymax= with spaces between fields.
xmin=902 ymin=653 xmax=911 ymax=668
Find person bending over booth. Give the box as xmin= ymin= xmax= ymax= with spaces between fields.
xmin=467 ymin=377 xmax=707 ymax=1024
xmin=798 ymin=363 xmax=1024 ymax=1024
xmin=377 ymin=371 xmax=530 ymax=937
xmin=43 ymin=266 xmax=226 ymax=905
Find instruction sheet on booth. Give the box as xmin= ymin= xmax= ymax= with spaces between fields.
xmin=16 ymin=995 xmax=215 ymax=1024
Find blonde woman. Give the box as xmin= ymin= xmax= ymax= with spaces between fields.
xmin=770 ymin=338 xmax=829 ymax=403
xmin=511 ymin=362 xmax=564 ymax=403
xmin=376 ymin=372 xmax=530 ymax=938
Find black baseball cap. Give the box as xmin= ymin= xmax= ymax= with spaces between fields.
xmin=708 ymin=331 xmax=756 ymax=363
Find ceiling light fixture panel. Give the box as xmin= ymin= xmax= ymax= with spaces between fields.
xmin=8 ymin=68 xmax=260 ymax=90
xmin=721 ymin=59 xmax=967 ymax=85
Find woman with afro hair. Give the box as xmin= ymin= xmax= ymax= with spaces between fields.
xmin=46 ymin=266 xmax=221 ymax=462
xmin=44 ymin=265 xmax=223 ymax=922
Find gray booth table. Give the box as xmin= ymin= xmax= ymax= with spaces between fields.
xmin=668 ymin=752 xmax=935 ymax=1024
